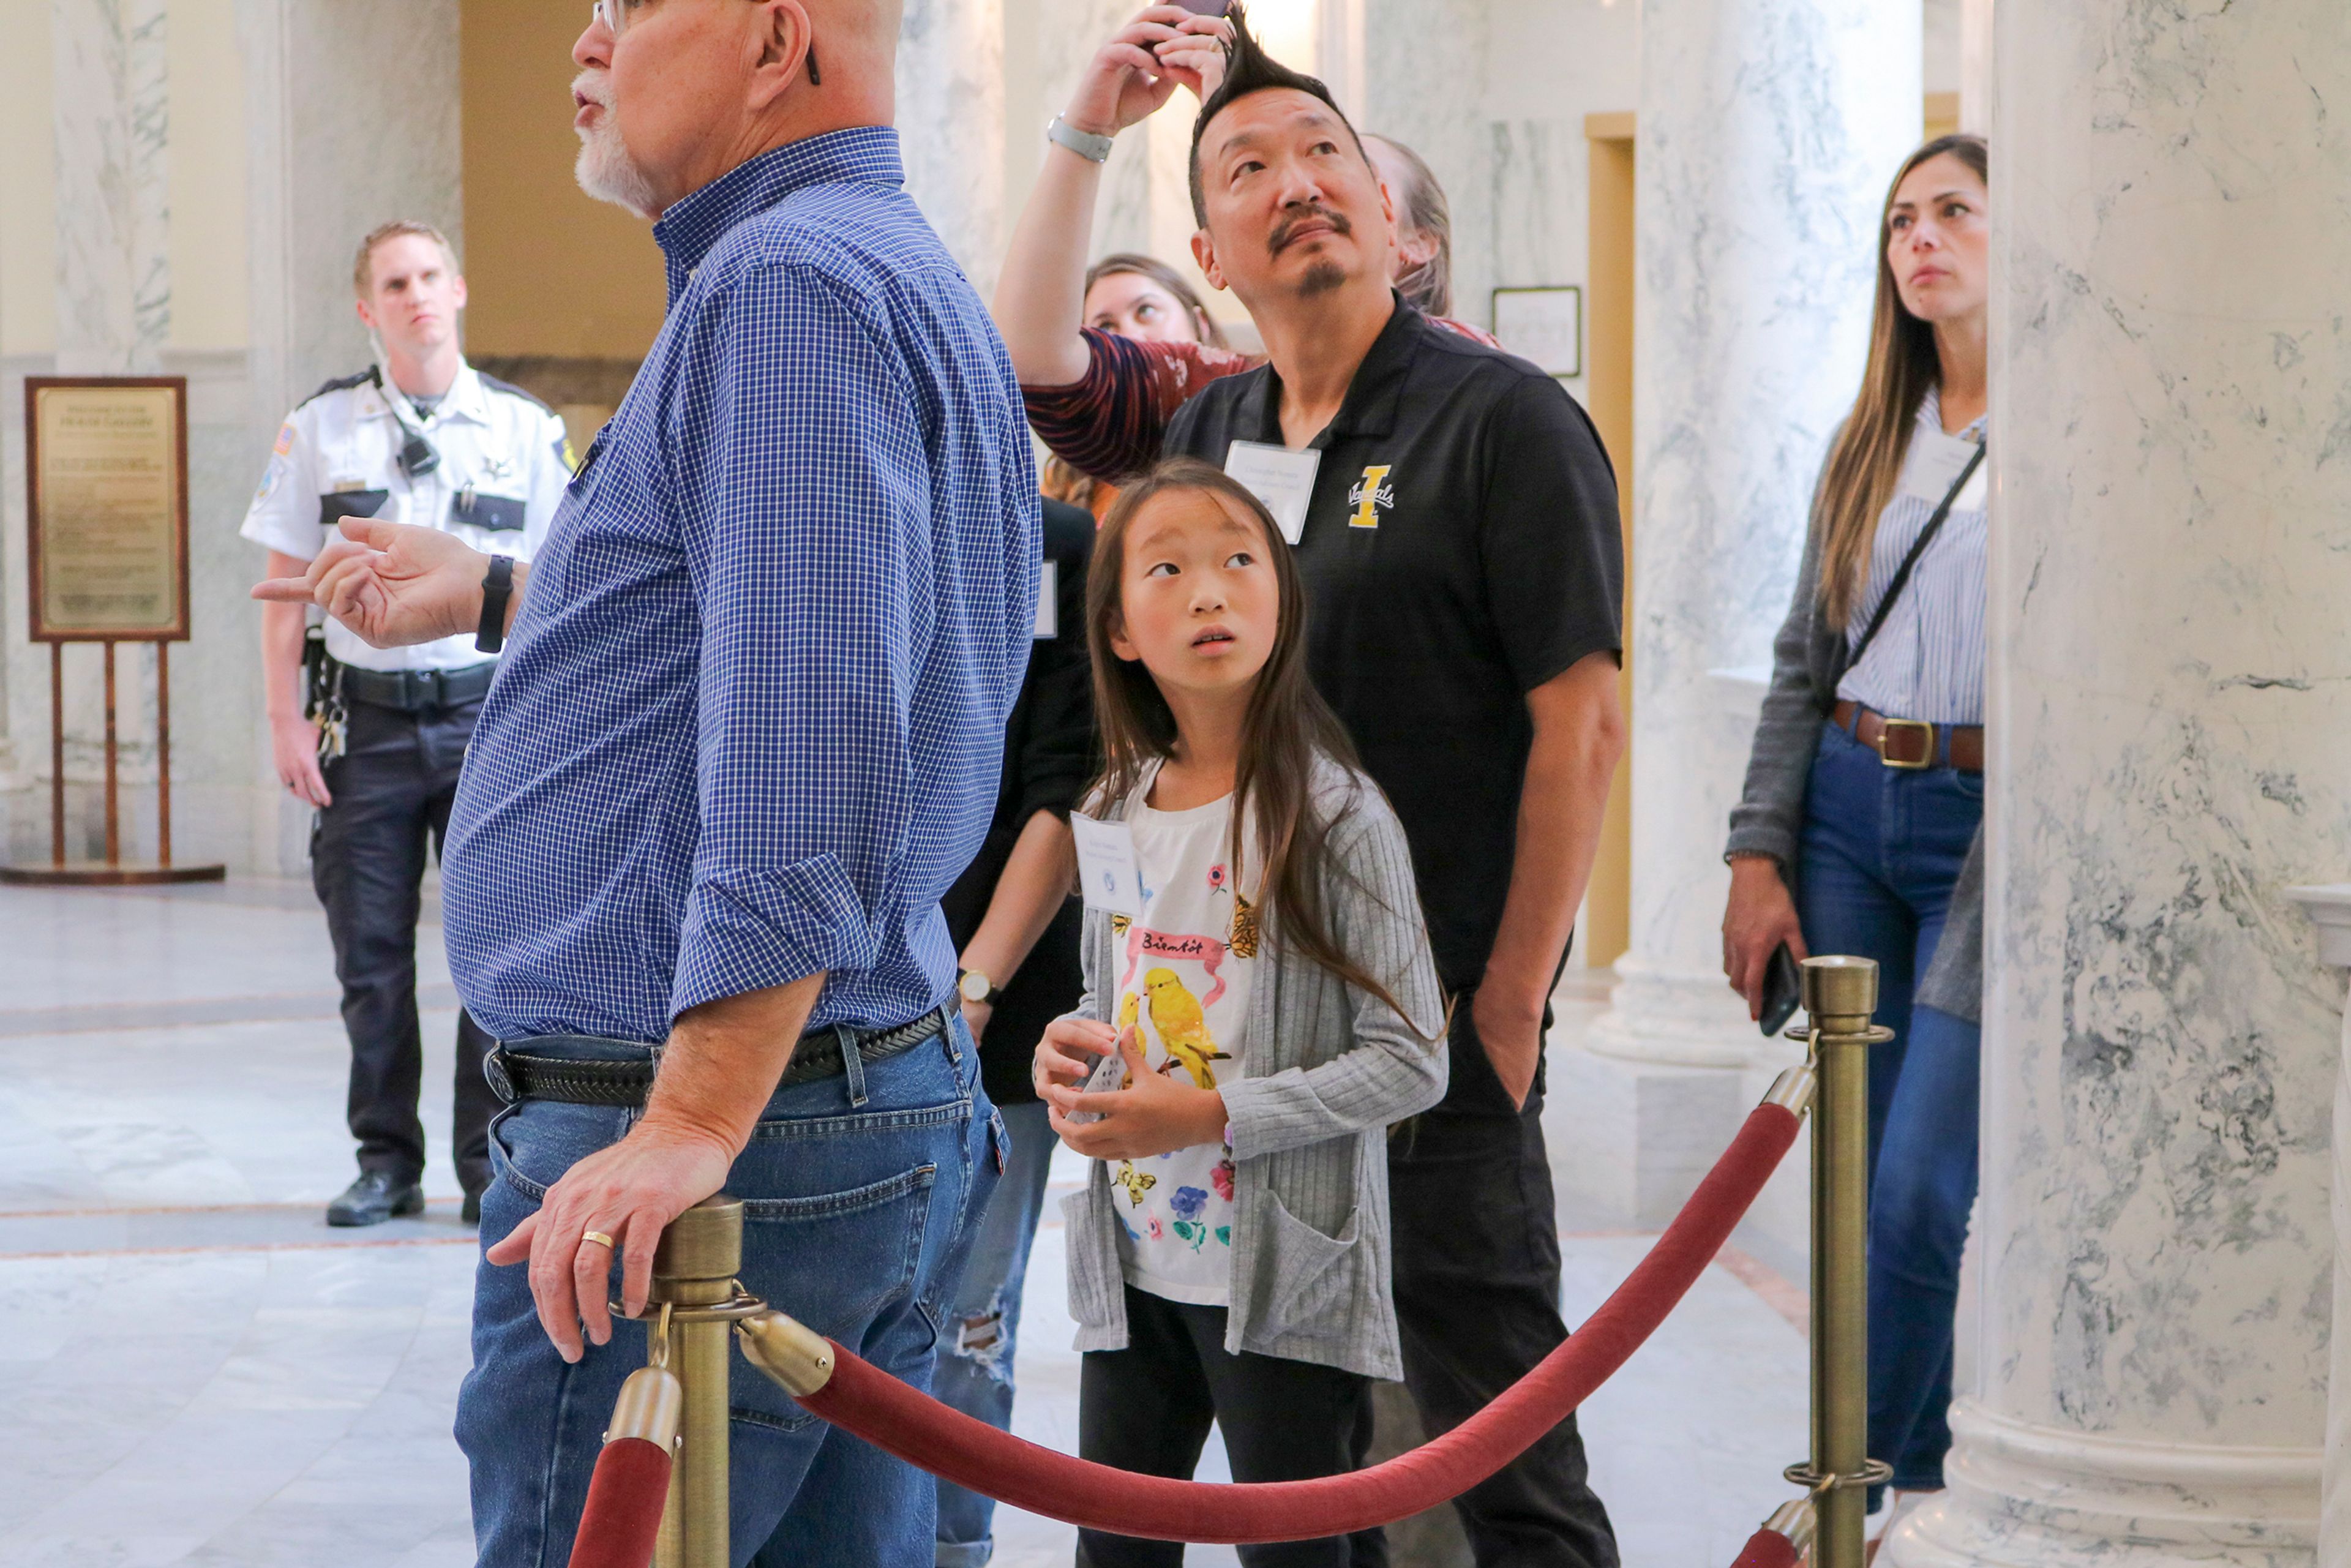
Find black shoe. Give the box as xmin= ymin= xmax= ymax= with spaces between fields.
xmin=327 ymin=1171 xmax=426 ymax=1228
xmin=460 ymin=1191 xmax=482 ymax=1225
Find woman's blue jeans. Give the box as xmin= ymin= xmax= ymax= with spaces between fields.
xmin=931 ymin=1098 xmax=1056 ymax=1567
xmin=1796 ymin=718 xmax=1982 ymax=1493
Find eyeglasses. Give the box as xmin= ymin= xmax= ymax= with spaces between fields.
xmin=589 ymin=0 xmax=652 ymax=34
xmin=588 ymin=0 xmax=821 ymax=81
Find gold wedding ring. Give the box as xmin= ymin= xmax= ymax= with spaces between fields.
xmin=580 ymin=1229 xmax=617 ymax=1251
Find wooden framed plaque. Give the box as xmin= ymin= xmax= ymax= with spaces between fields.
xmin=4 ymin=375 xmax=221 ymax=885
xmin=25 ymin=377 xmax=191 ymax=642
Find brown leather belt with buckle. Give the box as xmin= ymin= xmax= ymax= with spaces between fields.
xmin=1833 ymin=700 xmax=1984 ymax=773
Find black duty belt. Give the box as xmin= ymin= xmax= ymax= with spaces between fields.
xmin=486 ymin=1004 xmax=954 ymax=1109
xmin=339 ymin=661 xmax=496 ymax=713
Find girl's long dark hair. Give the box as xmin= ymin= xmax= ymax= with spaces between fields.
xmin=1082 ymin=458 xmax=1436 ymax=1037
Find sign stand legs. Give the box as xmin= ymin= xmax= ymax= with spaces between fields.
xmin=1 ymin=639 xmax=223 ymax=886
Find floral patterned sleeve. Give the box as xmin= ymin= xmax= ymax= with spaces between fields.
xmin=1021 ymin=329 xmax=1258 ymax=485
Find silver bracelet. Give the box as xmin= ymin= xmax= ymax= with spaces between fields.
xmin=1047 ymin=114 xmax=1116 ymax=165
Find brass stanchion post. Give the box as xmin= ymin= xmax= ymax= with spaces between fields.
xmin=1783 ymin=956 xmax=1894 ymax=1567
xmin=647 ymin=1196 xmax=744 ymax=1568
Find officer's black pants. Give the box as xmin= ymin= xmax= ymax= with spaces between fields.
xmin=1386 ymin=1001 xmax=1621 ymax=1568
xmin=312 ymin=696 xmax=497 ymax=1195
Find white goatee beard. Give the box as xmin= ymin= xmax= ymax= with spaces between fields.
xmin=575 ymin=115 xmax=661 ymax=219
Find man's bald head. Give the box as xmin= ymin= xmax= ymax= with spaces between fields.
xmin=571 ymin=0 xmax=902 ymax=218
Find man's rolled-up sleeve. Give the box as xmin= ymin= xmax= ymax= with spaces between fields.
xmin=662 ymin=264 xmax=929 ymax=1021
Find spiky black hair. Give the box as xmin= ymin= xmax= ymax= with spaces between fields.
xmin=1186 ymin=6 xmax=1370 ymax=228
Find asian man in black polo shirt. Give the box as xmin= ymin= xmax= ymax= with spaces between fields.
xmin=997 ymin=11 xmax=1628 ymax=1566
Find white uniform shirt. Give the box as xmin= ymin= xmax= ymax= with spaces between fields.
xmin=240 ymin=362 xmax=572 ymax=673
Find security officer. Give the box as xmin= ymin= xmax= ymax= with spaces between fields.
xmin=241 ymin=220 xmax=571 ymax=1228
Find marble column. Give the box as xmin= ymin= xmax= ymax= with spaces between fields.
xmin=1886 ymin=4 xmax=2351 ymax=1562
xmin=897 ymin=0 xmax=1006 ymax=293
xmin=50 ymin=0 xmax=170 ymax=375
xmin=1557 ymin=0 xmax=1917 ymax=1232
xmin=2285 ymin=887 xmax=2351 ymax=1562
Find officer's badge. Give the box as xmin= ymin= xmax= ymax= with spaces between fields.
xmin=1348 ymin=464 xmax=1395 ymax=529
xmin=482 ymin=455 xmax=514 ymax=481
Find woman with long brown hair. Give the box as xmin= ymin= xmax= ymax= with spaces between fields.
xmin=1040 ymin=254 xmax=1229 ymax=517
xmin=1722 ymin=133 xmax=1991 ymax=1532
xmin=1033 ymin=459 xmax=1445 ymax=1566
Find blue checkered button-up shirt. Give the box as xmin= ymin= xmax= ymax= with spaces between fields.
xmin=443 ymin=129 xmax=1039 ymax=1043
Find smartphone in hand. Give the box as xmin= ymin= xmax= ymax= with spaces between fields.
xmin=1758 ymin=942 xmax=1802 ymax=1037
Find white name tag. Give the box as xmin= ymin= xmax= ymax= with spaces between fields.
xmin=1035 ymin=560 xmax=1059 ymax=640
xmin=1070 ymin=811 xmax=1146 ymax=917
xmin=1062 ymin=1049 xmax=1130 ymax=1125
xmin=1898 ymin=429 xmax=1984 ymax=508
xmin=1223 ymin=440 xmax=1322 ymax=545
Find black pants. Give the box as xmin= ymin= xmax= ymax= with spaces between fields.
xmin=312 ymin=696 xmax=497 ymax=1194
xmin=1386 ymin=1002 xmax=1620 ymax=1568
xmin=1077 ymin=1286 xmax=1383 ymax=1568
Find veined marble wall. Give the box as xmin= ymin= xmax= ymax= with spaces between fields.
xmin=1890 ymin=1 xmax=2351 ymax=1561
xmin=51 ymin=0 xmax=171 ymax=374
xmin=899 ymin=0 xmax=1007 ymax=295
xmin=1597 ymin=0 xmax=1919 ymax=1068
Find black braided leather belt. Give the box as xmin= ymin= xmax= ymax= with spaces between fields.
xmin=486 ymin=1004 xmax=954 ymax=1109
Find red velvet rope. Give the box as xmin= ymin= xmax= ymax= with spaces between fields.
xmin=565 ymin=1438 xmax=673 ymax=1568
xmin=793 ymin=1103 xmax=1801 ymax=1544
xmin=1727 ymin=1526 xmax=1800 ymax=1568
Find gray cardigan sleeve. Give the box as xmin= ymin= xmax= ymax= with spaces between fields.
xmin=1219 ymin=795 xmax=1449 ymax=1162
xmin=1726 ymin=501 xmax=1835 ymax=871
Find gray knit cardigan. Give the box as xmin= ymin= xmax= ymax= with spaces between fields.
xmin=1723 ymin=500 xmax=1985 ymax=1022
xmin=1059 ymin=757 xmax=1449 ymax=1381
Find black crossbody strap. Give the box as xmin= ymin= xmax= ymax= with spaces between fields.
xmin=1847 ymin=443 xmax=1985 ymax=669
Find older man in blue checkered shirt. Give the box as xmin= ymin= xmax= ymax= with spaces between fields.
xmin=259 ymin=1 xmax=1037 ymax=1558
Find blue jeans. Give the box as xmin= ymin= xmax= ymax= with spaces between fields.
xmin=931 ymin=1098 xmax=1054 ymax=1567
xmin=456 ymin=1021 xmax=1003 ymax=1567
xmin=1796 ymin=718 xmax=1982 ymax=1493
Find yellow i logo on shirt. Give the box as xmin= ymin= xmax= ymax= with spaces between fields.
xmin=1348 ymin=465 xmax=1394 ymax=528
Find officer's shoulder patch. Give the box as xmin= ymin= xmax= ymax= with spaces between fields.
xmin=298 ymin=368 xmax=376 ymax=408
xmin=477 ymin=372 xmax=557 ymax=417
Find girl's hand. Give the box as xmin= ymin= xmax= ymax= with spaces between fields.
xmin=1035 ymin=1015 xmax=1117 ymax=1098
xmin=1046 ymin=1029 xmax=1227 ymax=1161
xmin=1722 ymin=854 xmax=1809 ymax=1019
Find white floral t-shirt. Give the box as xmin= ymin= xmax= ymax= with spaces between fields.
xmin=1106 ymin=789 xmax=1258 ymax=1307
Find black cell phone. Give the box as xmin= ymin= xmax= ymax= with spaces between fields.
xmin=1175 ymin=0 xmax=1231 ymax=14
xmin=1758 ymin=942 xmax=1802 ymax=1037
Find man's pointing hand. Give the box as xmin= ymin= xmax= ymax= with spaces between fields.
xmin=252 ymin=516 xmax=493 ymax=649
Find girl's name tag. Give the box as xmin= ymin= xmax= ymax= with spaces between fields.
xmin=1070 ymin=811 xmax=1146 ymax=917
xmin=1062 ymin=1049 xmax=1130 ymax=1125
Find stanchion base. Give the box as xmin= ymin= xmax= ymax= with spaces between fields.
xmin=0 ymin=861 xmax=227 ymax=887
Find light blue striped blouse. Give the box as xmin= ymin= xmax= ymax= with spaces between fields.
xmin=1835 ymin=389 xmax=1988 ymax=726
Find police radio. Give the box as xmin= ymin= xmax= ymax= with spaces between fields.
xmin=369 ymin=366 xmax=441 ymax=479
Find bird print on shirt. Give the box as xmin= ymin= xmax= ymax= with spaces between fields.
xmin=1141 ymin=967 xmax=1232 ymax=1090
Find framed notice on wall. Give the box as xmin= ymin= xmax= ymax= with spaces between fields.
xmin=1491 ymin=286 xmax=1584 ymax=381
xmin=25 ymin=377 xmax=191 ymax=642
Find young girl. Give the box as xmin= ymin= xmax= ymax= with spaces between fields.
xmin=1033 ymin=458 xmax=1447 ymax=1567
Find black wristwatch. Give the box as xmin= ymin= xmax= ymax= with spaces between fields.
xmin=475 ymin=554 xmax=516 ymax=654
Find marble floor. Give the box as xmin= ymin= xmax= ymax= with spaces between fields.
xmin=0 ymin=881 xmax=1809 ymax=1567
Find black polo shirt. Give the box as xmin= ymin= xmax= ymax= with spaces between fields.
xmin=1164 ymin=299 xmax=1623 ymax=995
